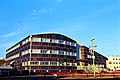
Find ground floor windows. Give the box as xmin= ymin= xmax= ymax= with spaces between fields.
xmin=50 ymin=61 xmax=57 ymax=65
xmin=22 ymin=61 xmax=76 ymax=67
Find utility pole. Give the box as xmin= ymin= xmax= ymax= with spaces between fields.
xmin=91 ymin=37 xmax=96 ymax=77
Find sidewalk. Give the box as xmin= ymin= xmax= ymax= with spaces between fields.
xmin=58 ymin=74 xmax=120 ymax=80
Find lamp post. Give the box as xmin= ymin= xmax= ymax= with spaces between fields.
xmin=72 ymin=59 xmax=75 ymax=78
xmin=29 ymin=35 xmax=32 ymax=77
xmin=91 ymin=37 xmax=96 ymax=77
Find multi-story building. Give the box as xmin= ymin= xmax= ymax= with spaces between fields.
xmin=107 ymin=56 xmax=120 ymax=71
xmin=6 ymin=33 xmax=79 ymax=73
xmin=77 ymin=46 xmax=108 ymax=72
xmin=0 ymin=58 xmax=5 ymax=66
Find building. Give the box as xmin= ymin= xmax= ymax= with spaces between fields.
xmin=77 ymin=46 xmax=108 ymax=72
xmin=0 ymin=66 xmax=12 ymax=76
xmin=0 ymin=58 xmax=5 ymax=66
xmin=6 ymin=33 xmax=79 ymax=74
xmin=107 ymin=56 xmax=120 ymax=71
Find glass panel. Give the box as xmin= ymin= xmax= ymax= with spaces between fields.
xmin=59 ymin=51 xmax=64 ymax=55
xmin=66 ymin=41 xmax=70 ymax=45
xmin=58 ymin=40 xmax=64 ymax=44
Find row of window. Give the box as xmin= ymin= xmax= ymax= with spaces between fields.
xmin=22 ymin=49 xmax=76 ymax=56
xmin=22 ymin=38 xmax=29 ymax=45
xmin=6 ymin=44 xmax=20 ymax=54
xmin=22 ymin=37 xmax=76 ymax=46
xmin=32 ymin=37 xmax=76 ymax=46
xmin=22 ymin=49 xmax=30 ymax=56
xmin=22 ymin=61 xmax=76 ymax=66
xmin=109 ymin=62 xmax=120 ymax=64
xmin=7 ymin=37 xmax=76 ymax=54
xmin=98 ymin=64 xmax=104 ymax=67
xmin=7 ymin=38 xmax=30 ymax=54
xmin=33 ymin=49 xmax=76 ymax=56
xmin=88 ymin=64 xmax=104 ymax=68
xmin=8 ymin=49 xmax=76 ymax=61
xmin=113 ymin=58 xmax=120 ymax=60
xmin=6 ymin=53 xmax=19 ymax=61
xmin=114 ymin=66 xmax=120 ymax=69
xmin=87 ymin=55 xmax=92 ymax=58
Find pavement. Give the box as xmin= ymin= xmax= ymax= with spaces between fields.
xmin=0 ymin=75 xmax=58 ymax=80
xmin=0 ymin=74 xmax=120 ymax=80
xmin=58 ymin=74 xmax=120 ymax=80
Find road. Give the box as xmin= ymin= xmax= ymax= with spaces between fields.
xmin=0 ymin=74 xmax=120 ymax=80
xmin=0 ymin=76 xmax=59 ymax=80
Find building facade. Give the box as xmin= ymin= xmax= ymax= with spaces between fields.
xmin=77 ymin=46 xmax=108 ymax=72
xmin=107 ymin=56 xmax=120 ymax=71
xmin=0 ymin=58 xmax=5 ymax=66
xmin=0 ymin=66 xmax=12 ymax=76
xmin=6 ymin=33 xmax=79 ymax=73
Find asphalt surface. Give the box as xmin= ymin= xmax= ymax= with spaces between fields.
xmin=0 ymin=74 xmax=120 ymax=80
xmin=0 ymin=76 xmax=120 ymax=80
xmin=0 ymin=76 xmax=59 ymax=80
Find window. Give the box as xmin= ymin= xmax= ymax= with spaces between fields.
xmin=72 ymin=52 xmax=74 ymax=56
xmin=59 ymin=62 xmax=64 ymax=66
xmin=40 ymin=61 xmax=49 ymax=65
xmin=50 ymin=61 xmax=57 ymax=65
xmin=41 ymin=38 xmax=50 ymax=42
xmin=87 ymin=55 xmax=90 ymax=58
xmin=32 ymin=37 xmax=40 ymax=42
xmin=113 ymin=58 xmax=115 ymax=60
xmin=26 ymin=39 xmax=29 ymax=43
xmin=44 ymin=62 xmax=49 ymax=65
xmin=59 ymin=51 xmax=64 ymax=55
xmin=30 ymin=61 xmax=39 ymax=65
xmin=50 ymin=50 xmax=57 ymax=54
xmin=50 ymin=39 xmax=57 ymax=43
xmin=109 ymin=62 xmax=112 ymax=64
xmin=41 ymin=50 xmax=47 ymax=53
xmin=67 ymin=51 xmax=70 ymax=55
xmin=40 ymin=62 xmax=44 ymax=65
xmin=58 ymin=40 xmax=64 ymax=44
xmin=116 ymin=62 xmax=118 ymax=64
xmin=32 ymin=49 xmax=40 ymax=53
xmin=22 ymin=38 xmax=29 ymax=45
xmin=66 ymin=62 xmax=70 ymax=66
xmin=71 ymin=42 xmax=75 ymax=46
xmin=113 ymin=62 xmax=115 ymax=64
xmin=66 ymin=41 xmax=70 ymax=45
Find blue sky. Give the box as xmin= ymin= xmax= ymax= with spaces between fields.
xmin=0 ymin=0 xmax=119 ymax=58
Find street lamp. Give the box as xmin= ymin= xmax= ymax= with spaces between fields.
xmin=91 ymin=37 xmax=96 ymax=77
xmin=46 ymin=70 xmax=48 ymax=73
xmin=59 ymin=70 xmax=61 ymax=73
xmin=72 ymin=59 xmax=75 ymax=78
xmin=29 ymin=35 xmax=32 ymax=77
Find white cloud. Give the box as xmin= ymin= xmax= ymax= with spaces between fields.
xmin=30 ymin=8 xmax=55 ymax=20
xmin=31 ymin=10 xmax=38 ymax=16
xmin=0 ymin=32 xmax=19 ymax=38
xmin=0 ymin=24 xmax=28 ymax=38
xmin=0 ymin=42 xmax=15 ymax=48
xmin=31 ymin=8 xmax=55 ymax=16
